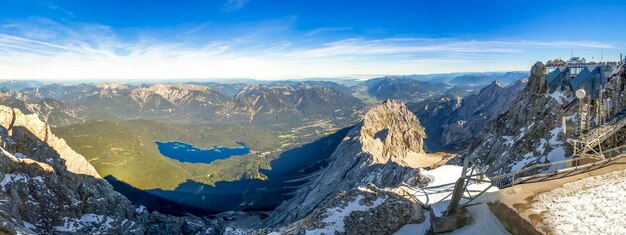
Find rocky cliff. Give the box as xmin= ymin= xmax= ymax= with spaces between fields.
xmin=265 ymin=100 xmax=436 ymax=232
xmin=468 ymin=62 xmax=571 ymax=175
xmin=0 ymin=106 xmax=220 ymax=234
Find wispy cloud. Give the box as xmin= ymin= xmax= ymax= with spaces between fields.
xmin=305 ymin=27 xmax=352 ymax=36
xmin=223 ymin=0 xmax=251 ymax=12
xmin=289 ymin=38 xmax=616 ymax=58
xmin=0 ymin=18 xmax=621 ymax=80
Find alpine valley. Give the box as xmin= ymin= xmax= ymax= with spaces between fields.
xmin=0 ymin=71 xmax=530 ymax=225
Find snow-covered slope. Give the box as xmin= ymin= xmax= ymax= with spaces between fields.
xmin=527 ymin=169 xmax=626 ymax=235
xmin=394 ymin=165 xmax=509 ymax=235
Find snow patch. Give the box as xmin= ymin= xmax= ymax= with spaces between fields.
xmin=536 ymin=139 xmax=547 ymax=155
xmin=13 ymin=152 xmax=27 ymax=159
xmin=545 ymin=127 xmax=565 ymax=171
xmin=511 ymin=153 xmax=537 ymax=172
xmin=548 ymin=127 xmax=563 ymax=146
xmin=135 ymin=205 xmax=147 ymax=214
xmin=502 ymin=136 xmax=514 ymax=146
xmin=22 ymin=221 xmax=36 ymax=230
xmin=546 ymin=90 xmax=570 ymax=105
xmin=0 ymin=173 xmax=29 ymax=190
xmin=54 ymin=214 xmax=114 ymax=234
xmin=223 ymin=227 xmax=253 ymax=235
xmin=517 ymin=123 xmax=534 ymax=140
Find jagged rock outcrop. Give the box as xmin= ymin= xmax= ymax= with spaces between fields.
xmin=440 ymin=80 xmax=527 ymax=150
xmin=408 ymin=79 xmax=527 ymax=151
xmin=0 ymin=106 xmax=221 ymax=234
xmin=0 ymin=106 xmax=99 ymax=177
xmin=265 ymin=100 xmax=430 ymax=230
xmin=468 ymin=62 xmax=571 ymax=175
xmin=342 ymin=187 xmax=424 ymax=234
xmin=279 ymin=185 xmax=425 ymax=235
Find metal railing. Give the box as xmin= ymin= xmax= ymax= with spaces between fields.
xmin=487 ymin=145 xmax=626 ymax=189
xmin=488 ymin=155 xmax=589 ymax=188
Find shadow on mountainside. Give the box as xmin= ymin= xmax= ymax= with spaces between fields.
xmin=107 ymin=126 xmax=354 ymax=216
xmin=0 ymin=125 xmax=142 ymax=234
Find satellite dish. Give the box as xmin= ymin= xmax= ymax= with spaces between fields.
xmin=576 ymin=89 xmax=586 ymax=99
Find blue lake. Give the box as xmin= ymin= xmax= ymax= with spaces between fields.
xmin=108 ymin=126 xmax=352 ymax=216
xmin=156 ymin=141 xmax=250 ymax=164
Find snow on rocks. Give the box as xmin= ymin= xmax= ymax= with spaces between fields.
xmin=0 ymin=173 xmax=29 ymax=190
xmin=507 ymin=127 xmax=566 ymax=173
xmin=13 ymin=153 xmax=27 ymax=159
xmin=510 ymin=153 xmax=537 ymax=172
xmin=469 ymin=62 xmax=571 ymax=176
xmin=54 ymin=214 xmax=114 ymax=234
xmin=546 ymin=90 xmax=570 ymax=105
xmin=306 ymin=194 xmax=386 ymax=234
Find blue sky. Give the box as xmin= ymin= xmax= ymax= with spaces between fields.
xmin=0 ymin=0 xmax=625 ymax=80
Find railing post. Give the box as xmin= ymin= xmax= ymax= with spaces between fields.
xmin=511 ymin=174 xmax=515 ymax=187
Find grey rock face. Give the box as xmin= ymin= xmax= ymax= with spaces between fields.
xmin=0 ymin=106 xmax=221 ymax=234
xmin=408 ymin=79 xmax=527 ymax=151
xmin=468 ymin=62 xmax=568 ymax=175
xmin=265 ymin=100 xmax=427 ymax=227
xmin=468 ymin=62 xmax=626 ymax=176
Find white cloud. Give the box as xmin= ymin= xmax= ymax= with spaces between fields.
xmin=305 ymin=27 xmax=352 ymax=36
xmin=0 ymin=19 xmax=621 ymax=81
xmin=288 ymin=38 xmax=616 ymax=58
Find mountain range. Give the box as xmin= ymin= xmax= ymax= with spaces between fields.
xmin=3 ymin=68 xmax=587 ymax=234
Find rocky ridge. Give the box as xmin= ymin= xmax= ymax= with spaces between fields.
xmin=363 ymin=76 xmax=451 ymax=102
xmin=408 ymin=78 xmax=527 ymax=151
xmin=0 ymin=82 xmax=364 ymax=127
xmin=264 ymin=100 xmax=435 ymax=233
xmin=468 ymin=62 xmax=571 ymax=175
xmin=215 ymin=85 xmax=364 ymax=125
